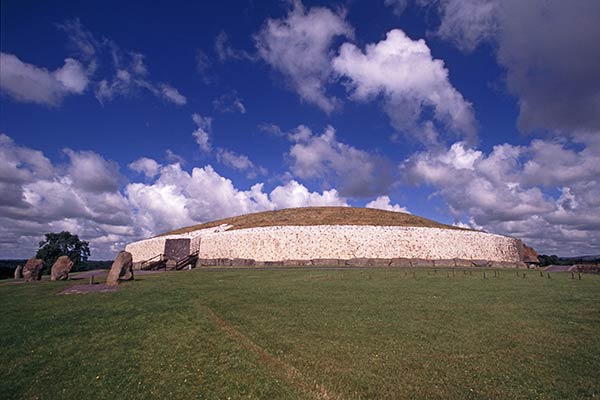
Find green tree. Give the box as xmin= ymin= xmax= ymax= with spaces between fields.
xmin=36 ymin=231 xmax=91 ymax=270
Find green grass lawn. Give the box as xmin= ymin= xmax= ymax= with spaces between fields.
xmin=1 ymin=268 xmax=599 ymax=399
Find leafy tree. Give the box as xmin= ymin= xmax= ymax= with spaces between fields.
xmin=36 ymin=231 xmax=91 ymax=270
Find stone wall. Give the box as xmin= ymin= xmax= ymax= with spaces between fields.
xmin=125 ymin=236 xmax=168 ymax=264
xmin=125 ymin=225 xmax=229 ymax=263
xmin=126 ymin=225 xmax=523 ymax=264
xmin=198 ymin=225 xmax=522 ymax=263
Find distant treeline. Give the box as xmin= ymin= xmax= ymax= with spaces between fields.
xmin=539 ymin=254 xmax=600 ymax=267
xmin=0 ymin=259 xmax=112 ymax=280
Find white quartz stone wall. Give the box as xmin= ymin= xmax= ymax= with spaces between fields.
xmin=197 ymin=225 xmax=522 ymax=262
xmin=125 ymin=236 xmax=168 ymax=263
xmin=125 ymin=225 xmax=232 ymax=262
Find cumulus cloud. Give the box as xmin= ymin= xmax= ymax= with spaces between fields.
xmin=269 ymin=180 xmax=347 ymax=209
xmin=129 ymin=157 xmax=162 ymax=178
xmin=0 ymin=53 xmax=89 ymax=106
xmin=365 ymin=196 xmax=410 ymax=213
xmin=192 ymin=113 xmax=212 ymax=153
xmin=255 ymin=0 xmax=353 ymax=113
xmin=0 ymin=135 xmax=132 ymax=258
xmin=333 ymin=29 xmax=477 ymax=145
xmin=125 ymin=164 xmax=346 ymax=237
xmin=64 ymin=149 xmax=121 ymax=193
xmin=423 ymin=0 xmax=600 ymax=134
xmin=286 ymin=125 xmax=394 ymax=197
xmin=403 ymin=135 xmax=600 ymax=255
xmin=0 ymin=134 xmax=349 ymax=259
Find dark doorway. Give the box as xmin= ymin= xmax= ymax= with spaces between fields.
xmin=164 ymin=238 xmax=191 ymax=260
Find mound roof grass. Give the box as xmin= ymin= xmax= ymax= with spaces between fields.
xmin=161 ymin=206 xmax=465 ymax=236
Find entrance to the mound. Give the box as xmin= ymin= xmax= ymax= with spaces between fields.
xmin=164 ymin=238 xmax=191 ymax=260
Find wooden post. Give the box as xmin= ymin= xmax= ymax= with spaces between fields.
xmin=452 ymin=268 xmax=455 ymax=277
xmin=447 ymin=271 xmax=450 ymax=278
xmin=483 ymin=271 xmax=487 ymax=279
xmin=547 ymin=272 xmax=551 ymax=279
xmin=89 ymin=275 xmax=94 ymax=285
xmin=578 ymin=273 xmax=582 ymax=280
xmin=540 ymin=270 xmax=543 ymax=277
xmin=494 ymin=270 xmax=497 ymax=278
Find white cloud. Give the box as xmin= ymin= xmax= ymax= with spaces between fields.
xmin=0 ymin=53 xmax=89 ymax=106
xmin=125 ymin=164 xmax=347 ymax=237
xmin=57 ymin=19 xmax=186 ymax=106
xmin=0 ymin=135 xmax=132 ymax=259
xmin=426 ymin=0 xmax=499 ymax=52
xmin=129 ymin=157 xmax=162 ymax=178
xmin=287 ymin=125 xmax=395 ymax=197
xmin=158 ymin=84 xmax=187 ymax=105
xmin=269 ymin=180 xmax=347 ymax=209
xmin=213 ymin=92 xmax=246 ymax=114
xmin=333 ymin=29 xmax=477 ymax=145
xmin=403 ymin=135 xmax=600 ymax=255
xmin=215 ymin=31 xmax=255 ymax=62
xmin=0 ymin=134 xmax=349 ymax=259
xmin=365 ymin=196 xmax=410 ymax=213
xmin=165 ymin=149 xmax=186 ymax=165
xmin=192 ymin=113 xmax=212 ymax=153
xmin=216 ymin=148 xmax=267 ymax=178
xmin=255 ymin=0 xmax=353 ymax=113
xmin=64 ymin=149 xmax=121 ymax=193
xmin=423 ymin=0 xmax=600 ymax=134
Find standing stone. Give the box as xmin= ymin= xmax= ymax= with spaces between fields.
xmin=22 ymin=258 xmax=44 ymax=282
xmin=14 ymin=265 xmax=23 ymax=279
xmin=51 ymin=256 xmax=73 ymax=281
xmin=106 ymin=251 xmax=134 ymax=286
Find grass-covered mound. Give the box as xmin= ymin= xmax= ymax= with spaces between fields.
xmin=1 ymin=268 xmax=599 ymax=399
xmin=161 ymin=206 xmax=465 ymax=236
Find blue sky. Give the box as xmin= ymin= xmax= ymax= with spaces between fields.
xmin=1 ymin=0 xmax=599 ymax=259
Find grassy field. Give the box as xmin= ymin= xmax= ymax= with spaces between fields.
xmin=1 ymin=268 xmax=599 ymax=399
